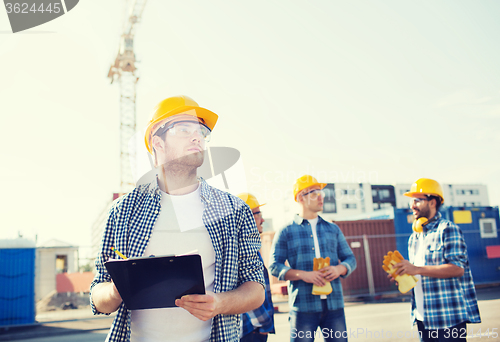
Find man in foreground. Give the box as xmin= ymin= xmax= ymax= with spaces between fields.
xmin=90 ymin=95 xmax=265 ymax=342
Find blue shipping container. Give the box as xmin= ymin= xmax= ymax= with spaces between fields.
xmin=0 ymin=248 xmax=36 ymax=327
xmin=394 ymin=206 xmax=500 ymax=285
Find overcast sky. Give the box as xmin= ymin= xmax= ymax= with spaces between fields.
xmin=1 ymin=1 xmax=499 ymax=259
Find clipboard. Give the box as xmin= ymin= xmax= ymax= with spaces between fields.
xmin=104 ymin=254 xmax=205 ymax=310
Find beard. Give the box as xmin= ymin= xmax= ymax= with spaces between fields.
xmin=161 ymin=152 xmax=204 ymax=175
xmin=414 ymin=205 xmax=431 ymax=220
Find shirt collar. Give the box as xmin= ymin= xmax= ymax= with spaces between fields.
xmin=423 ymin=212 xmax=442 ymax=232
xmin=293 ymin=214 xmax=324 ymax=225
xmin=198 ymin=177 xmax=213 ymax=205
xmin=152 ymin=175 xmax=211 ymax=204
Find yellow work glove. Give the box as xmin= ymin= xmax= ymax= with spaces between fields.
xmin=382 ymin=250 xmax=418 ymax=294
xmin=312 ymin=257 xmax=333 ymax=295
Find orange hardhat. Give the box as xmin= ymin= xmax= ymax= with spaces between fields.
xmin=293 ymin=175 xmax=327 ymax=202
xmin=144 ymin=95 xmax=218 ymax=154
xmin=404 ymin=178 xmax=445 ymax=203
xmin=237 ymin=193 xmax=266 ymax=210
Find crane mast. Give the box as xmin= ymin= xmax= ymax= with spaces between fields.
xmin=108 ymin=0 xmax=148 ymax=193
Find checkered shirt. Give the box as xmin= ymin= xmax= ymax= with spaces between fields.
xmin=241 ymin=252 xmax=275 ymax=337
xmin=408 ymin=212 xmax=481 ymax=330
xmin=90 ymin=178 xmax=265 ymax=342
xmin=269 ymin=215 xmax=356 ymax=312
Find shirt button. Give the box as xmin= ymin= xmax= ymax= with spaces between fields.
xmin=310 ymin=235 xmax=313 ymax=237
xmin=312 ymin=248 xmax=315 ymax=250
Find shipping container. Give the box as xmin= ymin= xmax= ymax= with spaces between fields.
xmin=262 ymin=219 xmax=400 ymax=297
xmin=335 ymin=219 xmax=398 ymax=296
xmin=0 ymin=239 xmax=36 ymax=327
xmin=443 ymin=206 xmax=500 ymax=284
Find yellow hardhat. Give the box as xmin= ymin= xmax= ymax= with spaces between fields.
xmin=144 ymin=95 xmax=219 ymax=154
xmin=404 ymin=178 xmax=445 ymax=203
xmin=293 ymin=175 xmax=327 ymax=202
xmin=237 ymin=193 xmax=266 ymax=210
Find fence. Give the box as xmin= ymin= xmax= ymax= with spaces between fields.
xmin=262 ymin=208 xmax=500 ymax=297
xmin=261 ymin=220 xmax=403 ymax=297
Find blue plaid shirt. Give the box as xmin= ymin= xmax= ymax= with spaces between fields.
xmin=408 ymin=212 xmax=481 ymax=330
xmin=269 ymin=215 xmax=356 ymax=312
xmin=90 ymin=178 xmax=265 ymax=342
xmin=241 ymin=252 xmax=275 ymax=337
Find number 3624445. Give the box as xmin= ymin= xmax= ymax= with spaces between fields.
xmin=5 ymin=3 xmax=62 ymax=14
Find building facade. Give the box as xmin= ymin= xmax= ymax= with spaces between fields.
xmin=285 ymin=182 xmax=490 ymax=223
xmin=394 ymin=183 xmax=489 ymax=208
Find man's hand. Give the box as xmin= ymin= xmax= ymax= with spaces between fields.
xmin=175 ymin=291 xmax=220 ymax=321
xmin=176 ymin=281 xmax=264 ymax=320
xmin=321 ymin=265 xmax=347 ymax=281
xmin=300 ymin=270 xmax=326 ymax=286
xmin=394 ymin=261 xmax=464 ymax=279
xmin=394 ymin=260 xmax=420 ymax=276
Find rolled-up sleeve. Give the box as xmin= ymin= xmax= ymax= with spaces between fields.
xmin=89 ymin=205 xmax=116 ymax=315
xmin=443 ymin=223 xmax=467 ymax=269
xmin=237 ymin=203 xmax=265 ymax=288
xmin=269 ymin=228 xmax=291 ymax=281
xmin=337 ymin=230 xmax=356 ymax=278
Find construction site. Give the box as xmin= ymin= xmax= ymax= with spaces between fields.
xmin=1 ymin=1 xmax=500 ymax=341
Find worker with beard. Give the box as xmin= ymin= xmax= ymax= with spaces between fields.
xmin=392 ymin=178 xmax=481 ymax=342
xmin=90 ymin=95 xmax=265 ymax=342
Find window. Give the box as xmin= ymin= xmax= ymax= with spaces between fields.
xmin=56 ymin=255 xmax=68 ymax=274
xmin=323 ymin=188 xmax=335 ymax=200
xmin=372 ymin=189 xmax=377 ymax=197
xmin=379 ymin=189 xmax=390 ymax=199
xmin=373 ymin=203 xmax=380 ymax=210
xmin=323 ymin=202 xmax=336 ymax=213
xmin=342 ymin=203 xmax=357 ymax=209
xmin=457 ymin=189 xmax=480 ymax=196
xmin=380 ymin=202 xmax=392 ymax=208
xmin=342 ymin=189 xmax=355 ymax=195
xmin=480 ymin=218 xmax=497 ymax=238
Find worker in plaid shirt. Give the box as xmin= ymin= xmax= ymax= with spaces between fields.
xmin=90 ymin=95 xmax=265 ymax=342
xmin=392 ymin=178 xmax=481 ymax=342
xmin=269 ymin=175 xmax=356 ymax=342
xmin=238 ymin=193 xmax=275 ymax=342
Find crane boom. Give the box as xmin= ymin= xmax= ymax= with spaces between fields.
xmin=108 ymin=0 xmax=148 ymax=193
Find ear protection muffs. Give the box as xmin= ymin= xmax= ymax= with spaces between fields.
xmin=412 ymin=217 xmax=428 ymax=233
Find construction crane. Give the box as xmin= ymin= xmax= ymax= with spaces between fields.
xmin=107 ymin=0 xmax=148 ymax=193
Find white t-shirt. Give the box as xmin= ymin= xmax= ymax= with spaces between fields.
xmin=130 ymin=183 xmax=216 ymax=342
xmin=308 ymin=217 xmax=327 ymax=299
xmin=413 ymin=233 xmax=426 ymax=322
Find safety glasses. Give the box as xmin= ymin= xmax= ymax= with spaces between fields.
xmin=301 ymin=189 xmax=325 ymax=200
xmin=410 ymin=197 xmax=429 ymax=206
xmin=155 ymin=120 xmax=211 ymax=142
